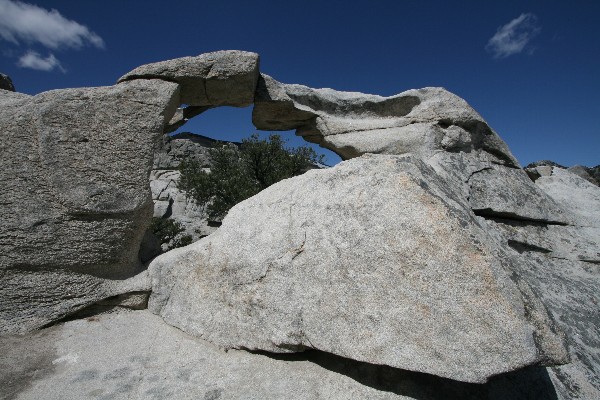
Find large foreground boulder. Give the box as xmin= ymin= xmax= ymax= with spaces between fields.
xmin=0 ymin=80 xmax=179 ymax=333
xmin=149 ymin=154 xmax=568 ymax=384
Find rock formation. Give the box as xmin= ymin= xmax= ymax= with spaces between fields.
xmin=0 ymin=73 xmax=15 ymax=91
xmin=526 ymin=160 xmax=600 ymax=188
xmin=253 ymin=74 xmax=517 ymax=166
xmin=0 ymin=80 xmax=179 ymax=333
xmin=1 ymin=50 xmax=598 ymax=399
xmin=149 ymin=154 xmax=568 ymax=383
xmin=119 ymin=50 xmax=259 ymax=133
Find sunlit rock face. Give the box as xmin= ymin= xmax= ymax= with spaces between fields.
xmin=0 ymin=80 xmax=179 ymax=333
xmin=148 ymin=154 xmax=569 ymax=384
xmin=119 ymin=50 xmax=259 ymax=107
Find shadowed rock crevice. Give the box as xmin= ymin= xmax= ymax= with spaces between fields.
xmin=507 ymin=240 xmax=552 ymax=254
xmin=250 ymin=349 xmax=559 ymax=400
xmin=468 ymin=166 xmax=572 ymax=225
xmin=472 ymin=209 xmax=570 ymax=226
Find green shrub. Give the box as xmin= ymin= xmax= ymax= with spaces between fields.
xmin=178 ymin=134 xmax=324 ymax=220
xmin=150 ymin=217 xmax=191 ymax=251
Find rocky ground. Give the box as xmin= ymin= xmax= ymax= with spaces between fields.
xmin=0 ymin=309 xmax=564 ymax=400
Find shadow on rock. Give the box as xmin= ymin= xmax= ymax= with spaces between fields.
xmin=251 ymin=349 xmax=558 ymax=400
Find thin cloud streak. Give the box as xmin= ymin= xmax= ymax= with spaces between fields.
xmin=486 ymin=13 xmax=541 ymax=59
xmin=0 ymin=0 xmax=104 ymax=49
xmin=17 ymin=50 xmax=65 ymax=72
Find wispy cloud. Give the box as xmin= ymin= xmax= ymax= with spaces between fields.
xmin=486 ymin=13 xmax=541 ymax=59
xmin=0 ymin=0 xmax=104 ymax=72
xmin=17 ymin=50 xmax=65 ymax=72
xmin=0 ymin=0 xmax=104 ymax=49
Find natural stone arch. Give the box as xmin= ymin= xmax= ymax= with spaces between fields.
xmin=119 ymin=50 xmax=519 ymax=169
xmin=118 ymin=50 xmax=260 ymax=134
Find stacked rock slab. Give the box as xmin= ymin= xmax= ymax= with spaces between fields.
xmin=119 ymin=50 xmax=260 ymax=132
xmin=0 ymin=80 xmax=180 ymax=333
xmin=252 ymin=74 xmax=517 ymax=165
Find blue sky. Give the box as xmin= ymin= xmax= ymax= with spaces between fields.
xmin=1 ymin=0 xmax=598 ymax=167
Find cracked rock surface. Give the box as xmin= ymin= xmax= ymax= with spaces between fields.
xmin=149 ymin=154 xmax=568 ymax=384
xmin=0 ymin=80 xmax=179 ymax=334
xmin=474 ymin=166 xmax=600 ymax=398
xmin=118 ymin=50 xmax=259 ymax=108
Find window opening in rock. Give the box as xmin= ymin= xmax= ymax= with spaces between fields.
xmin=171 ymin=105 xmax=341 ymax=166
xmin=144 ymin=105 xmax=341 ymax=258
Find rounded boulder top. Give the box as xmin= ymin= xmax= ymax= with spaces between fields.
xmin=0 ymin=73 xmax=15 ymax=92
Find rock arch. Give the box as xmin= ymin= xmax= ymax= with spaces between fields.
xmin=118 ymin=50 xmax=519 ymax=167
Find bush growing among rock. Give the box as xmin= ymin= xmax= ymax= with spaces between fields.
xmin=178 ymin=133 xmax=324 ymax=220
xmin=150 ymin=217 xmax=193 ymax=251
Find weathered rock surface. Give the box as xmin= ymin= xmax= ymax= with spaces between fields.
xmin=472 ymin=166 xmax=600 ymax=398
xmin=0 ymin=72 xmax=15 ymax=91
xmin=253 ymin=74 xmax=518 ymax=166
xmin=0 ymin=309 xmax=566 ymax=400
xmin=567 ymin=165 xmax=600 ymax=186
xmin=534 ymin=167 xmax=600 ymax=228
xmin=149 ymin=154 xmax=568 ymax=384
xmin=153 ymin=132 xmax=227 ymax=170
xmin=0 ymin=88 xmax=30 ymax=106
xmin=0 ymin=80 xmax=179 ymax=334
xmin=119 ymin=50 xmax=259 ymax=108
xmin=468 ymin=166 xmax=571 ymax=224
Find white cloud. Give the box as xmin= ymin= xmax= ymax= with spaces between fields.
xmin=17 ymin=50 xmax=65 ymax=72
xmin=0 ymin=0 xmax=104 ymax=49
xmin=486 ymin=13 xmax=541 ymax=59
